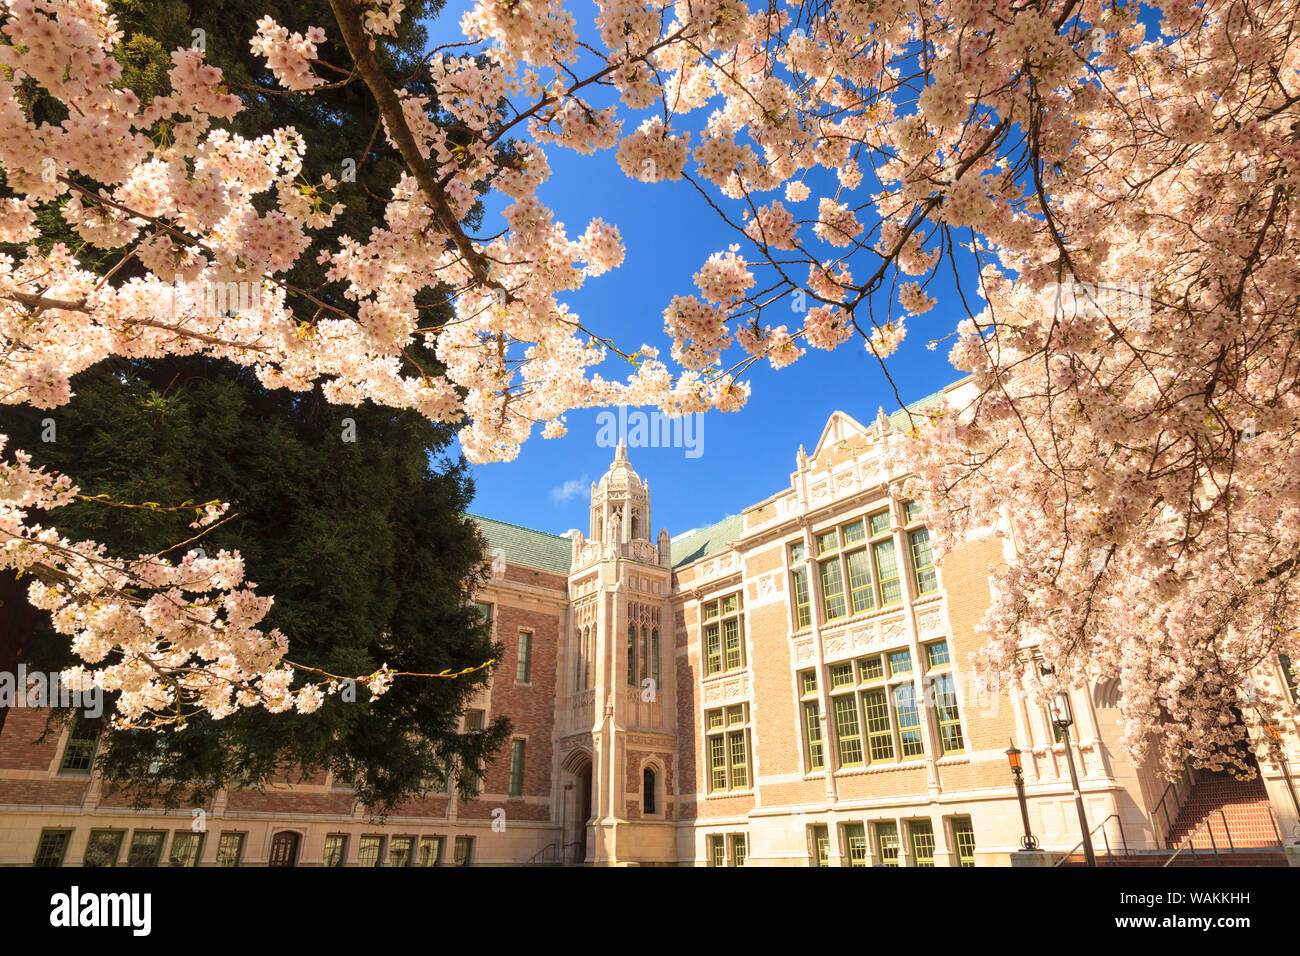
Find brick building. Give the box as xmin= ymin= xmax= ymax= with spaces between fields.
xmin=3 ymin=378 xmax=1298 ymax=866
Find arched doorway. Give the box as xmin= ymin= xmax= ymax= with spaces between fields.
xmin=561 ymin=750 xmax=593 ymax=865
xmin=267 ymin=831 xmax=300 ymax=867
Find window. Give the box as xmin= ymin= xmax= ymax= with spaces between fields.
xmin=168 ymin=831 xmax=203 ymax=867
xmin=829 ymin=650 xmax=928 ymax=767
xmin=832 ymin=694 xmax=863 ymax=767
xmin=909 ymin=528 xmax=938 ymax=595
xmin=925 ymin=641 xmax=950 ymax=668
xmin=862 ymin=688 xmax=894 ymax=761
xmin=389 ymin=836 xmax=414 ymax=868
xmin=357 ymin=836 xmax=384 ymax=867
xmin=705 ymin=705 xmax=751 ymax=793
xmin=127 ymin=831 xmax=164 ymax=867
xmin=926 ymin=641 xmax=964 ymax=754
xmin=215 ymin=832 xmax=244 ymax=867
xmin=705 ymin=624 xmax=722 ymax=675
xmin=729 ymin=834 xmax=747 ymax=867
xmin=640 ymin=624 xmax=651 ymax=684
xmin=801 ymin=669 xmax=819 ymax=696
xmin=723 ymin=618 xmax=742 ymax=671
xmin=33 ymin=830 xmax=70 ymax=867
xmin=728 ymin=728 xmax=748 ymax=789
xmin=790 ymin=542 xmax=812 ymax=630
xmin=810 ymin=825 xmax=830 ymax=867
xmin=517 ymin=630 xmax=532 ymax=683
xmin=707 ymin=834 xmax=725 ymax=867
xmin=809 ymin=517 xmax=888 ymax=622
xmin=843 ymin=823 xmax=868 ymax=866
xmin=323 ymin=835 xmax=347 ymax=867
xmin=819 ymin=558 xmax=847 ymax=620
xmin=643 ymin=767 xmax=657 ymax=815
xmin=803 ymin=701 xmax=825 ymax=771
xmin=453 ymin=836 xmax=474 ymax=867
xmin=423 ymin=758 xmax=450 ymax=795
xmin=509 ymin=739 xmax=526 ymax=797
xmin=418 ymin=835 xmax=443 ymax=867
xmin=650 ymin=627 xmax=661 ymax=687
xmin=578 ymin=625 xmax=592 ymax=690
xmin=872 ymin=538 xmax=901 ymax=606
xmin=875 ymin=822 xmax=900 ymax=866
xmin=627 ymin=622 xmax=638 ymax=686
xmin=83 ymin=830 xmax=124 ymax=867
xmin=909 ymin=820 xmax=935 ymax=867
xmin=702 ymin=593 xmax=744 ymax=676
xmin=842 ymin=519 xmax=866 ymax=545
xmin=952 ymin=817 xmax=976 ymax=867
xmin=893 ymin=683 xmax=925 ymax=757
xmin=59 ymin=716 xmax=100 ymax=773
xmin=476 ymin=602 xmax=493 ymax=624
xmin=859 ymin=656 xmax=884 ymax=682
xmin=868 ymin=510 xmax=891 ymax=537
xmin=845 ymin=549 xmax=874 ymax=614
xmin=331 ymin=766 xmax=356 ymax=790
xmin=903 ymin=500 xmax=924 ymax=524
xmin=1281 ymin=654 xmax=1298 ymax=703
xmin=463 ymin=709 xmax=485 ymax=795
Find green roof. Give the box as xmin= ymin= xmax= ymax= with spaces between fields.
xmin=885 ymin=385 xmax=956 ymax=432
xmin=469 ymin=514 xmax=573 ymax=575
xmin=671 ymin=514 xmax=743 ymax=569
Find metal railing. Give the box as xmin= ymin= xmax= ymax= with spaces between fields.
xmin=526 ymin=842 xmax=561 ymax=866
xmin=1052 ymin=813 xmax=1129 ymax=866
xmin=527 ymin=840 xmax=588 ymax=866
xmin=1163 ymin=809 xmax=1235 ymax=867
xmin=1151 ymin=767 xmax=1194 ymax=849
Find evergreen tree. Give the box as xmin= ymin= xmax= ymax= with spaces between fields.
xmin=0 ymin=0 xmax=508 ymax=814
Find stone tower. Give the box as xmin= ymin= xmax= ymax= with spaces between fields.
xmin=556 ymin=444 xmax=676 ymax=864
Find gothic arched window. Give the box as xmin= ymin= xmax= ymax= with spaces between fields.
xmin=650 ymin=627 xmax=661 ymax=687
xmin=630 ymin=510 xmax=640 ymax=540
xmin=639 ymin=624 xmax=650 ymax=687
xmin=581 ymin=626 xmax=591 ymax=690
xmin=643 ymin=766 xmax=657 ymax=815
xmin=627 ymin=623 xmax=638 ymax=686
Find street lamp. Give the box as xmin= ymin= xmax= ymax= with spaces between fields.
xmin=1050 ymin=690 xmax=1097 ymax=866
xmin=1005 ymin=741 xmax=1039 ymax=850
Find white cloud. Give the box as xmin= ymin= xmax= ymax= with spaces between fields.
xmin=551 ymin=475 xmax=588 ymax=504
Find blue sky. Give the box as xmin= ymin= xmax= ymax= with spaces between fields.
xmin=426 ymin=2 xmax=980 ymax=537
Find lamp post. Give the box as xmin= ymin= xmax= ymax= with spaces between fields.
xmin=1051 ymin=690 xmax=1097 ymax=866
xmin=1006 ymin=741 xmax=1039 ymax=850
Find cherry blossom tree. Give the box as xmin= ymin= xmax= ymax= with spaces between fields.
xmin=0 ymin=0 xmax=1295 ymax=773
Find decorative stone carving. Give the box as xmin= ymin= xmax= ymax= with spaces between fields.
xmin=917 ymin=609 xmax=945 ymax=636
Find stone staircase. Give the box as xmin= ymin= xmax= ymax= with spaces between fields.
xmin=1060 ymin=848 xmax=1288 ymax=866
xmin=1165 ymin=771 xmax=1282 ymax=850
xmin=1057 ymin=770 xmax=1289 ymax=866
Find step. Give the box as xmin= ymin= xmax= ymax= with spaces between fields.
xmin=1055 ymin=858 xmax=1289 ymax=868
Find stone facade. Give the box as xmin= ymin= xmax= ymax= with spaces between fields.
xmin=3 ymin=378 xmax=1299 ymax=866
